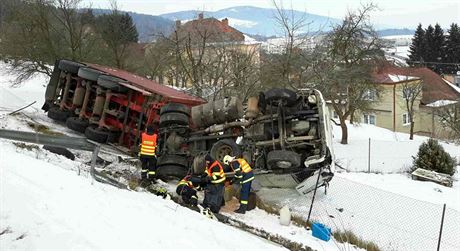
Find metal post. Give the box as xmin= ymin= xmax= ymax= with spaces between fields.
xmin=90 ymin=145 xmax=101 ymax=184
xmin=307 ymin=167 xmax=323 ymax=224
xmin=368 ymin=138 xmax=371 ymax=173
xmin=437 ymin=204 xmax=446 ymax=251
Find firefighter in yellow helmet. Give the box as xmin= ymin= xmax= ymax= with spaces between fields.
xmin=139 ymin=125 xmax=158 ymax=183
xmin=224 ymin=155 xmax=254 ymax=214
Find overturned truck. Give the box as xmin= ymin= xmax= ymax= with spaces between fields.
xmin=43 ymin=59 xmax=334 ymax=194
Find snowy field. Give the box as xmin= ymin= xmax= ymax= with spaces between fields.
xmin=1 ymin=62 xmax=459 ymax=251
xmin=0 ymin=63 xmax=361 ymax=251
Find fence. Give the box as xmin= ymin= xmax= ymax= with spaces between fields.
xmin=333 ymin=138 xmax=460 ymax=173
xmin=257 ymin=176 xmax=460 ymax=251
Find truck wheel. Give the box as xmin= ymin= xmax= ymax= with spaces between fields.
xmin=264 ymin=88 xmax=297 ymax=106
xmin=97 ymin=75 xmax=128 ymax=93
xmin=85 ymin=125 xmax=108 ymax=143
xmin=66 ymin=117 xmax=89 ymax=133
xmin=210 ymin=139 xmax=241 ymax=162
xmin=159 ymin=112 xmax=189 ymax=127
xmin=267 ymin=150 xmax=301 ymax=169
xmin=157 ymin=154 xmax=189 ymax=180
xmin=58 ymin=60 xmax=84 ymax=74
xmin=78 ymin=67 xmax=105 ymax=82
xmin=156 ymin=165 xmax=188 ymax=180
xmin=47 ymin=107 xmax=72 ymax=122
xmin=160 ymin=103 xmax=191 ymax=116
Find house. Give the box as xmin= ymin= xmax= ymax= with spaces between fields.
xmin=354 ymin=65 xmax=460 ymax=138
xmin=156 ymin=13 xmax=261 ymax=90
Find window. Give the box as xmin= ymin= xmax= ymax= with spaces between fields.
xmin=363 ymin=114 xmax=376 ymax=125
xmin=402 ymin=113 xmax=411 ymax=126
xmin=363 ymin=90 xmax=377 ymax=101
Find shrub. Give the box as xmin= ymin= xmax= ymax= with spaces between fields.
xmin=412 ymin=138 xmax=456 ymax=175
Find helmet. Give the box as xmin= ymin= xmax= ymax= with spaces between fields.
xmin=223 ymin=155 xmax=235 ymax=165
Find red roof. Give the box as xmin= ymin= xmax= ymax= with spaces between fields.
xmin=87 ymin=63 xmax=205 ymax=106
xmin=176 ymin=17 xmax=244 ymax=43
xmin=373 ymin=65 xmax=460 ymax=104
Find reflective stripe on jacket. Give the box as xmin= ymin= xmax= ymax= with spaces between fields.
xmin=140 ymin=132 xmax=157 ymax=156
xmin=205 ymin=161 xmax=226 ymax=184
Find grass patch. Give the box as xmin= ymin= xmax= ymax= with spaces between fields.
xmin=26 ymin=121 xmax=63 ymax=136
xmin=333 ymin=230 xmax=381 ymax=251
xmin=13 ymin=142 xmax=39 ymax=151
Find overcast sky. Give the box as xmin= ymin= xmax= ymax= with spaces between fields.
xmin=84 ymin=0 xmax=459 ymax=28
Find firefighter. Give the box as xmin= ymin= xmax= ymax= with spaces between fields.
xmin=223 ymin=155 xmax=254 ymax=214
xmin=176 ymin=175 xmax=199 ymax=207
xmin=139 ymin=125 xmax=158 ymax=183
xmin=200 ymin=154 xmax=226 ymax=213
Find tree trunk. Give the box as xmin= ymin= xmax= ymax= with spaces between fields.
xmin=340 ymin=117 xmax=348 ymax=144
xmin=410 ymin=121 xmax=415 ymax=140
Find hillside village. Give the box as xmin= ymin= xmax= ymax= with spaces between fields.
xmin=1 ymin=1 xmax=460 ymax=251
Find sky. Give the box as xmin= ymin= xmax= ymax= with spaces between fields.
xmin=84 ymin=0 xmax=459 ymax=28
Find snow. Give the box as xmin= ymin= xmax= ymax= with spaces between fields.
xmin=0 ymin=143 xmax=286 ymax=251
xmin=443 ymin=78 xmax=460 ymax=94
xmin=226 ymin=18 xmax=258 ymax=28
xmin=243 ymin=34 xmax=260 ymax=45
xmin=1 ymin=61 xmax=459 ymax=251
xmin=332 ymin=121 xmax=460 ymax=173
xmin=388 ymin=73 xmax=418 ymax=82
xmin=0 ymin=62 xmax=360 ymax=251
xmin=426 ymin=99 xmax=458 ymax=107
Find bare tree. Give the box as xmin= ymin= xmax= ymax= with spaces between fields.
xmin=309 ymin=4 xmax=384 ymax=144
xmin=437 ymin=100 xmax=460 ymax=141
xmin=0 ymin=0 xmax=99 ymax=84
xmin=401 ymin=79 xmax=423 ymax=140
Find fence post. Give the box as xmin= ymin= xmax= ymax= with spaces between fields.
xmin=437 ymin=203 xmax=446 ymax=251
xmin=368 ymin=138 xmax=371 ymax=173
xmin=307 ymin=167 xmax=323 ymax=225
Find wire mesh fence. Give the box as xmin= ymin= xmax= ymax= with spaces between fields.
xmin=257 ymin=176 xmax=460 ymax=251
xmin=333 ymin=138 xmax=460 ymax=173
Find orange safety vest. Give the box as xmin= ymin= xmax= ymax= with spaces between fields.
xmin=205 ymin=161 xmax=226 ymax=184
xmin=140 ymin=132 xmax=157 ymax=156
xmin=236 ymin=158 xmax=252 ymax=173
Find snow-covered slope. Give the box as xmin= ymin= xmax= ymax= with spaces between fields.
xmin=0 ymin=142 xmax=287 ymax=250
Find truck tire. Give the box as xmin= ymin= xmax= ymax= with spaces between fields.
xmin=156 ymin=165 xmax=189 ymax=180
xmin=97 ymin=75 xmax=128 ymax=93
xmin=66 ymin=117 xmax=89 ymax=133
xmin=159 ymin=112 xmax=189 ymax=127
xmin=58 ymin=60 xmax=84 ymax=74
xmin=47 ymin=107 xmax=72 ymax=122
xmin=43 ymin=145 xmax=75 ymax=160
xmin=160 ymin=103 xmax=191 ymax=116
xmin=78 ymin=67 xmax=105 ymax=82
xmin=267 ymin=150 xmax=301 ymax=169
xmin=264 ymin=88 xmax=297 ymax=106
xmin=85 ymin=125 xmax=108 ymax=143
xmin=210 ymin=139 xmax=241 ymax=162
xmin=157 ymin=154 xmax=189 ymax=180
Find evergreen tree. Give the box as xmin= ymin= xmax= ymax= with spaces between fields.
xmin=423 ymin=25 xmax=436 ymax=62
xmin=95 ymin=11 xmax=139 ymax=69
xmin=445 ymin=23 xmax=460 ymax=73
xmin=408 ymin=24 xmax=426 ymax=65
xmin=412 ymin=138 xmax=456 ymax=175
xmin=432 ymin=24 xmax=446 ymax=73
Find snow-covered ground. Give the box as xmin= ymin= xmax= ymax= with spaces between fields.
xmin=332 ymin=122 xmax=460 ymax=173
xmin=1 ymin=62 xmax=459 ymax=251
xmin=0 ymin=63 xmax=360 ymax=251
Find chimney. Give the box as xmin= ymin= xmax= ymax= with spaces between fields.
xmin=198 ymin=13 xmax=203 ymax=20
xmin=175 ymin=20 xmax=181 ymax=30
xmin=222 ymin=18 xmax=228 ymax=27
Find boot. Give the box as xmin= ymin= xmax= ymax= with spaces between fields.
xmin=234 ymin=204 xmax=247 ymax=214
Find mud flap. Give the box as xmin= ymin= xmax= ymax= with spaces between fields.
xmin=295 ymin=169 xmax=333 ymax=195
